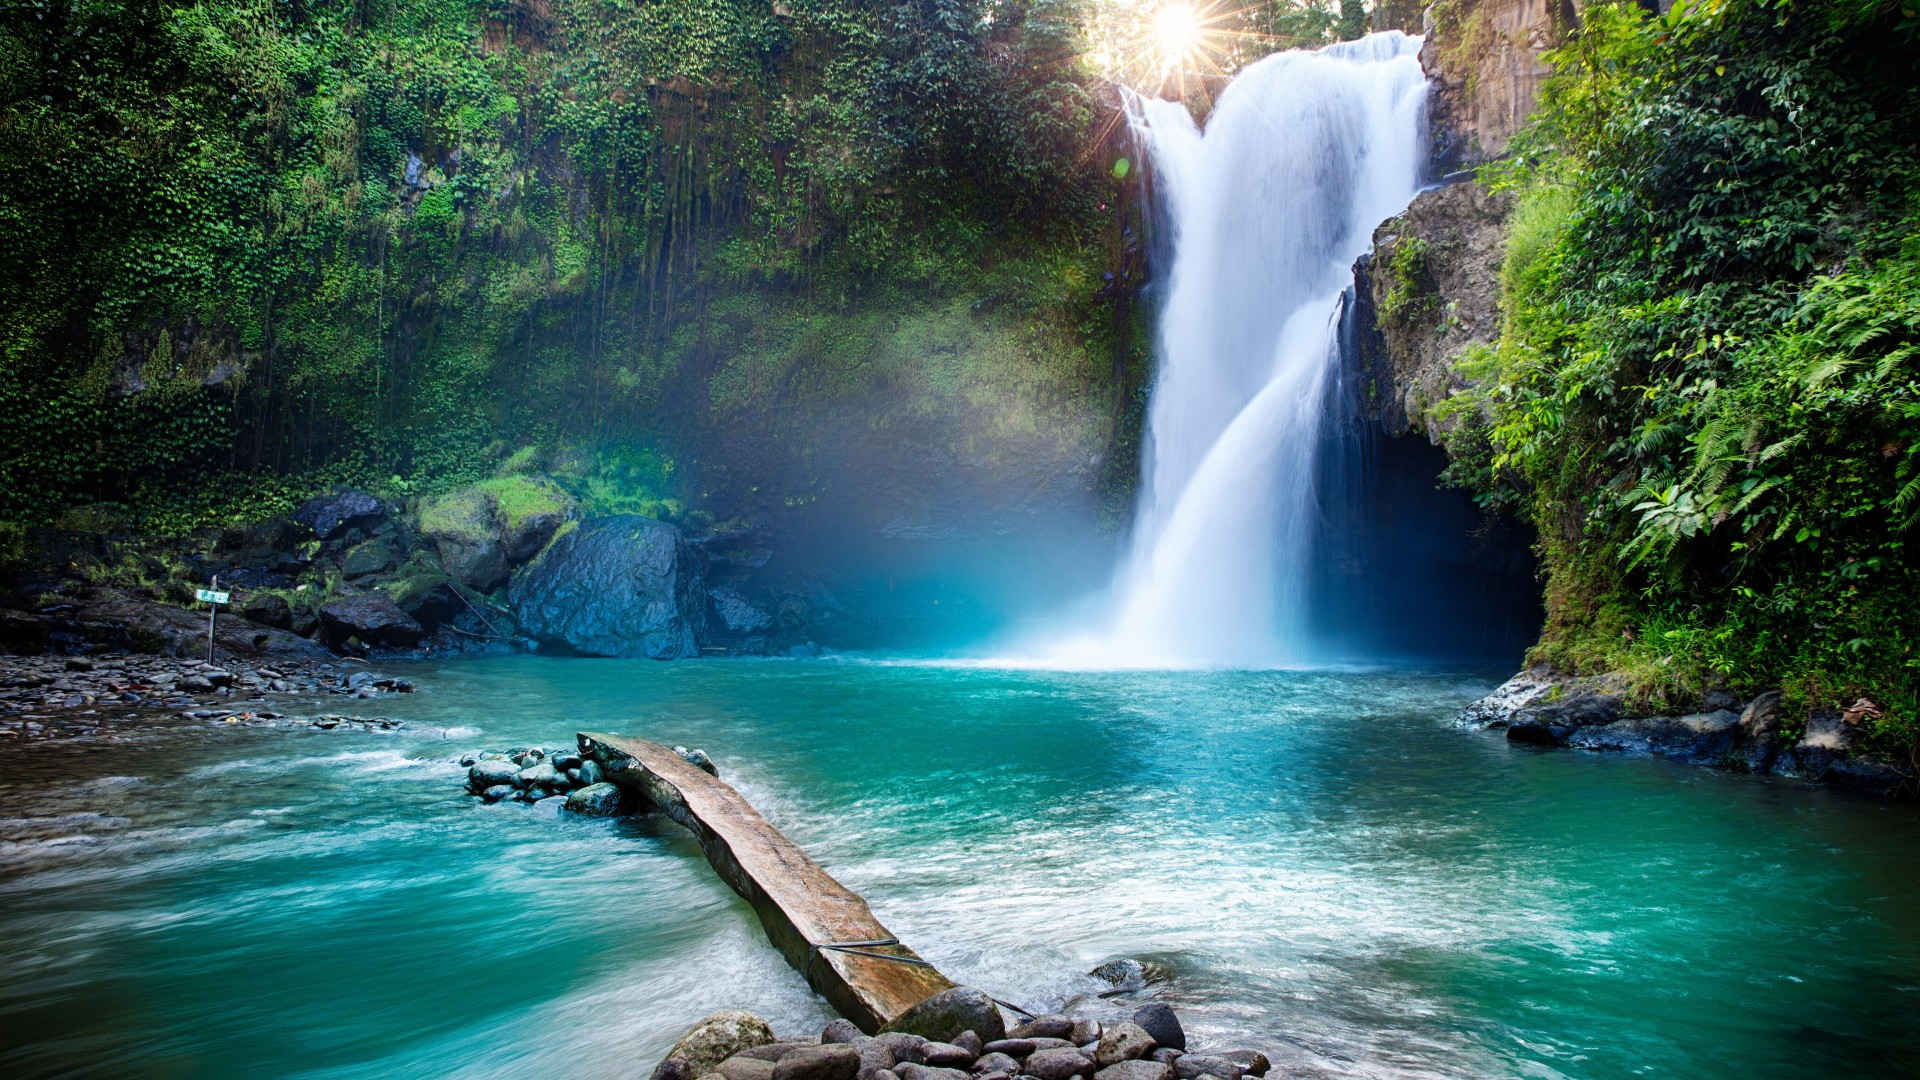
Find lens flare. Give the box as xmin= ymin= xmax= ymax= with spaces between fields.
xmin=1154 ymin=3 xmax=1205 ymax=66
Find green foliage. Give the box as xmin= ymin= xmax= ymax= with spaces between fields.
xmin=1450 ymin=0 xmax=1920 ymax=751
xmin=0 ymin=0 xmax=1138 ymax=527
xmin=1378 ymin=236 xmax=1434 ymax=321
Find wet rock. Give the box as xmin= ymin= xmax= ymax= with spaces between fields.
xmin=719 ymin=1056 xmax=777 ymax=1080
xmin=1565 ymin=710 xmax=1741 ymax=764
xmin=1009 ymin=1017 xmax=1074 ymax=1041
xmin=517 ymin=761 xmax=563 ymax=789
xmin=974 ymin=1053 xmax=1021 ymax=1075
xmin=1504 ymin=717 xmax=1565 ymax=746
xmin=881 ymin=986 xmax=1007 ymax=1043
xmin=1069 ymin=1021 xmax=1100 ymax=1048
xmin=420 ymin=487 xmax=509 ymax=592
xmin=1090 ymin=958 xmax=1147 ymax=993
xmin=1094 ymin=1024 xmax=1155 ymax=1068
xmin=710 ymin=587 xmax=775 ymax=633
xmin=508 ymin=515 xmax=706 ymax=659
xmin=652 ymin=1059 xmax=697 ymax=1080
xmin=468 ymin=759 xmax=519 ymax=790
xmin=667 ymin=1010 xmax=777 ymax=1073
xmin=319 ymin=595 xmax=424 ymax=648
xmin=1148 ymin=1050 xmax=1183 ymax=1066
xmin=1130 ymin=1005 xmax=1184 ymax=1052
xmin=981 ymin=1041 xmax=1035 ymax=1060
xmin=951 ymin=1032 xmax=983 ymax=1058
xmin=773 ymin=1044 xmax=862 ymax=1080
xmin=293 ymin=489 xmax=384 ymax=541
xmin=480 ymin=784 xmax=513 ymax=802
xmin=1210 ymin=1052 xmax=1267 ymax=1078
xmin=738 ymin=1044 xmax=811 ymax=1063
xmin=919 ymin=1043 xmax=973 ymax=1068
xmin=1170 ymin=1056 xmax=1240 ymax=1080
xmin=1095 ymin=1062 xmax=1172 ymax=1080
xmin=1734 ymin=690 xmax=1786 ymax=772
xmin=340 ymin=538 xmax=397 ymax=579
xmin=1458 ymin=667 xmax=1557 ymax=727
xmin=564 ymin=782 xmax=624 ymax=815
xmin=894 ymin=1066 xmax=966 ymax=1080
xmin=1024 ymin=1048 xmax=1094 ymax=1080
xmin=875 ymin=1033 xmax=928 ymax=1065
xmin=577 ymin=758 xmax=605 ymax=785
xmin=238 ymin=592 xmax=293 ymax=629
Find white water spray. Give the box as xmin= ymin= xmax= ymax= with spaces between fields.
xmin=1038 ymin=34 xmax=1428 ymax=669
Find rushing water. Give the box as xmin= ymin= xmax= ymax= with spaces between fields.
xmin=1100 ymin=34 xmax=1428 ymax=668
xmin=4 ymin=657 xmax=1916 ymax=1078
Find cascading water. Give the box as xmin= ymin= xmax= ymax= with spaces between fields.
xmin=1097 ymin=32 xmax=1430 ymax=668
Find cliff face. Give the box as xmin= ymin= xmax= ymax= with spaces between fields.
xmin=1423 ymin=0 xmax=1579 ymax=171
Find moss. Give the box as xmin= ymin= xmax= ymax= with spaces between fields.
xmin=476 ymin=475 xmax=572 ymax=531
xmin=416 ymin=486 xmax=497 ymax=546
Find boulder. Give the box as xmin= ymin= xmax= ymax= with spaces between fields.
xmin=468 ymin=759 xmax=519 ymax=791
xmin=773 ymin=1045 xmax=861 ymax=1080
xmin=875 ymin=1033 xmax=927 ymax=1065
xmin=492 ymin=474 xmax=575 ymax=562
xmin=974 ymin=1053 xmax=1020 ymax=1075
xmin=853 ymin=1035 xmax=896 ymax=1079
xmin=1096 ymin=1062 xmax=1172 ymax=1080
xmin=1171 ymin=1057 xmax=1240 ymax=1080
xmin=981 ymin=1041 xmax=1034 ymax=1059
xmin=918 ymin=1043 xmax=973 ymax=1068
xmin=419 ymin=487 xmax=508 ymax=592
xmin=893 ymin=1067 xmax=966 ymax=1080
xmin=564 ymin=782 xmax=624 ymax=815
xmin=1094 ymin=1024 xmax=1155 ymax=1068
xmin=1089 ymin=959 xmax=1148 ymax=994
xmin=386 ymin=575 xmax=466 ymax=633
xmin=517 ymin=761 xmax=563 ymax=789
xmin=710 ymin=587 xmax=774 ymax=634
xmin=1024 ymin=1048 xmax=1094 ymax=1080
xmin=652 ymin=1059 xmax=697 ymax=1080
xmin=718 ymin=1057 xmax=776 ymax=1080
xmin=950 ymin=1032 xmax=982 ymax=1058
xmin=239 ymin=592 xmax=292 ymax=630
xmin=668 ymin=1011 xmax=777 ymax=1074
xmin=318 ymin=594 xmax=423 ymax=648
xmin=820 ymin=1020 xmax=863 ymax=1044
xmin=1210 ymin=1051 xmax=1268 ymax=1078
xmin=1130 ymin=1005 xmax=1184 ymax=1052
xmin=340 ymin=538 xmax=397 ymax=579
xmin=508 ymin=516 xmax=706 ymax=659
xmin=293 ymin=489 xmax=384 ymax=541
xmin=1009 ymin=1016 xmax=1074 ymax=1041
xmin=1149 ymin=1050 xmax=1184 ymax=1066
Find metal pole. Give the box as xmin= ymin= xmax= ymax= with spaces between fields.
xmin=206 ymin=574 xmax=218 ymax=664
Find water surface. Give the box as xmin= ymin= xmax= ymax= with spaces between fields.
xmin=2 ymin=658 xmax=1916 ymax=1078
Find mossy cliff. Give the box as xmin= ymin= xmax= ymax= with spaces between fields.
xmin=1364 ymin=0 xmax=1920 ymax=760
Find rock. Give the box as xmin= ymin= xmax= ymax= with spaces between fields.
xmin=420 ymin=487 xmax=509 ymax=592
xmin=710 ymin=587 xmax=774 ymax=633
xmin=1504 ymin=717 xmax=1564 ymax=746
xmin=919 ymin=1043 xmax=973 ymax=1068
xmin=340 ymin=538 xmax=397 ymax=579
xmin=293 ymin=489 xmax=384 ymax=541
xmin=851 ymin=1035 xmax=896 ymax=1079
xmin=667 ymin=1010 xmax=777 ymax=1073
xmin=1089 ymin=959 xmax=1147 ymax=993
xmin=774 ymin=1045 xmax=862 ymax=1080
xmin=881 ymin=986 xmax=1007 ymax=1044
xmin=981 ymin=1041 xmax=1034 ymax=1060
xmin=469 ymin=759 xmax=519 ymax=790
xmin=1130 ymin=1005 xmax=1184 ymax=1053
xmin=651 ymin=1058 xmax=697 ymax=1080
xmin=1069 ymin=1021 xmax=1100 ymax=1048
xmin=564 ymin=782 xmax=624 ymax=815
xmin=1210 ymin=1052 xmax=1267 ymax=1078
xmin=1170 ymin=1057 xmax=1239 ymax=1080
xmin=822 ymin=1020 xmax=863 ymax=1044
xmin=951 ymin=1032 xmax=982 ymax=1058
xmin=1094 ymin=1024 xmax=1155 ymax=1068
xmin=1008 ymin=1017 xmax=1074 ymax=1041
xmin=1024 ymin=1048 xmax=1093 ymax=1080
xmin=719 ymin=1057 xmax=777 ymax=1080
xmin=239 ymin=592 xmax=293 ymax=630
xmin=577 ymin=757 xmax=605 ymax=785
xmin=875 ymin=1033 xmax=927 ymax=1065
xmin=974 ymin=1054 xmax=1021 ymax=1075
xmin=508 ymin=516 xmax=706 ymax=659
xmin=517 ymin=761 xmax=563 ymax=789
xmin=1095 ymin=1062 xmax=1171 ymax=1080
xmin=1025 ymin=1039 xmax=1076 ymax=1052
xmin=481 ymin=784 xmax=513 ymax=802
xmin=894 ymin=1067 xmax=967 ymax=1080
xmin=552 ymin=751 xmax=584 ymax=771
xmin=1734 ymin=690 xmax=1787 ymax=772
xmin=1148 ymin=1050 xmax=1183 ymax=1066
xmin=1564 ymin=710 xmax=1741 ymax=764
xmin=319 ymin=594 xmax=424 ymax=648
xmin=737 ymin=1043 xmax=811 ymax=1062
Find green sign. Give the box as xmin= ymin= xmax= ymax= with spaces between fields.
xmin=196 ymin=589 xmax=231 ymax=605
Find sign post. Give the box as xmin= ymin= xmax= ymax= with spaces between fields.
xmin=196 ymin=578 xmax=230 ymax=663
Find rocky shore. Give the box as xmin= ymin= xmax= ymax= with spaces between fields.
xmin=654 ymin=999 xmax=1264 ymax=1080
xmin=0 ymin=650 xmax=413 ymax=742
xmin=1463 ymin=667 xmax=1916 ymax=798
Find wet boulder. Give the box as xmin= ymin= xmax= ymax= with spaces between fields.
xmin=1096 ymin=1063 xmax=1172 ymax=1080
xmin=340 ymin=537 xmax=398 ymax=579
xmin=1130 ymin=1005 xmax=1184 ymax=1052
xmin=1094 ymin=1023 xmax=1155 ymax=1067
xmin=1025 ymin=1048 xmax=1094 ymax=1080
xmin=293 ymin=489 xmax=384 ymax=541
xmin=773 ymin=1044 xmax=861 ymax=1080
xmin=419 ymin=487 xmax=508 ymax=592
xmin=239 ymin=592 xmax=292 ymax=630
xmin=668 ymin=1011 xmax=778 ymax=1074
xmin=881 ymin=986 xmax=1006 ymax=1043
xmin=319 ymin=594 xmax=424 ymax=648
xmin=508 ymin=516 xmax=706 ymax=659
xmin=1009 ymin=1016 xmax=1074 ymax=1040
xmin=563 ymin=782 xmax=625 ymax=815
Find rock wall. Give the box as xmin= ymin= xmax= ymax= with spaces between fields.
xmin=1423 ymin=0 xmax=1579 ymax=172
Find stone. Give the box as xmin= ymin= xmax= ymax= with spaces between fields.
xmin=710 ymin=587 xmax=775 ymax=633
xmin=318 ymin=594 xmax=424 ymax=648
xmin=1090 ymin=959 xmax=1147 ymax=993
xmin=1009 ymin=1017 xmax=1074 ymax=1041
xmin=240 ymin=592 xmax=293 ymax=630
xmin=652 ymin=1059 xmax=696 ymax=1080
xmin=951 ymin=1032 xmax=983 ymax=1058
xmin=578 ymin=757 xmax=605 ymax=785
xmin=1170 ymin=1057 xmax=1239 ymax=1080
xmin=480 ymin=784 xmax=513 ymax=802
xmin=1210 ymin=1052 xmax=1267 ymax=1078
xmin=1094 ymin=1024 xmax=1155 ymax=1068
xmin=853 ymin=1035 xmax=897 ymax=1079
xmin=719 ymin=1057 xmax=777 ymax=1080
xmin=667 ymin=1010 xmax=777 ymax=1073
xmin=340 ymin=538 xmax=397 ymax=579
xmin=507 ymin=516 xmax=706 ymax=659
xmin=894 ymin=1066 xmax=967 ymax=1080
xmin=518 ymin=761 xmax=563 ymax=788
xmin=1148 ymin=1051 xmax=1183 ymax=1066
xmin=737 ymin=1043 xmax=811 ymax=1062
xmin=564 ymin=782 xmax=624 ymax=815
xmin=293 ymin=489 xmax=384 ymax=541
xmin=875 ymin=1033 xmax=928 ymax=1065
xmin=1069 ymin=1021 xmax=1100 ymax=1049
xmin=772 ymin=1045 xmax=862 ymax=1080
xmin=974 ymin=1054 xmax=1021 ymax=1075
xmin=880 ymin=987 xmax=1007 ymax=1043
xmin=1095 ymin=1063 xmax=1171 ymax=1080
xmin=469 ymin=759 xmax=519 ymax=790
xmin=823 ymin=1020 xmax=863 ymax=1044
xmin=981 ymin=1041 xmax=1035 ymax=1060
xmin=919 ymin=1043 xmax=974 ymax=1068
xmin=1025 ymin=1039 xmax=1076 ymax=1052
xmin=1130 ymin=1005 xmax=1184 ymax=1053
xmin=420 ymin=487 xmax=509 ymax=592
xmin=551 ymin=751 xmax=584 ymax=771
xmin=1024 ymin=1048 xmax=1093 ymax=1080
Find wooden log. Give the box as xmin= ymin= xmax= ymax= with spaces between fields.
xmin=578 ymin=732 xmax=956 ymax=1032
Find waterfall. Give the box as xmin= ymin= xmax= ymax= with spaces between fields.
xmin=1100 ymin=33 xmax=1429 ymax=668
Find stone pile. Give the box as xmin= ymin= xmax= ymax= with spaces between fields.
xmin=0 ymin=652 xmax=404 ymax=741
xmin=651 ymin=1001 xmax=1271 ymax=1080
xmin=461 ymin=745 xmax=625 ymax=814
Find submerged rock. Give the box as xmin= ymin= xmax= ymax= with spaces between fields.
xmin=508 ymin=515 xmax=706 ymax=659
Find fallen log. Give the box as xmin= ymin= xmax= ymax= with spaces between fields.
xmin=578 ymin=732 xmax=956 ymax=1032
